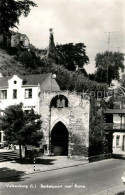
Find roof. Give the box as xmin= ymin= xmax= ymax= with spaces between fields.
xmin=21 ymin=73 xmax=51 ymax=85
xmin=0 ymin=73 xmax=60 ymax=91
xmin=0 ymin=77 xmax=9 ymax=87
xmin=104 ymin=109 xmax=125 ymax=114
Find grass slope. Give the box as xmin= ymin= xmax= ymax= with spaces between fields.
xmin=0 ymin=49 xmax=27 ymax=76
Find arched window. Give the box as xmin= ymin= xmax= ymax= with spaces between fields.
xmin=50 ymin=95 xmax=68 ymax=108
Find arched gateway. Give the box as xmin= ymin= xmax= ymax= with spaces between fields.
xmin=51 ymin=122 xmax=69 ymax=156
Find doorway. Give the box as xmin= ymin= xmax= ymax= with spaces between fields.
xmin=51 ymin=122 xmax=69 ymax=156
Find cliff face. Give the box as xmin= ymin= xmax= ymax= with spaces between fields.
xmin=0 ymin=49 xmax=27 ymax=76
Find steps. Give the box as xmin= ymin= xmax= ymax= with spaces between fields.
xmin=0 ymin=151 xmax=20 ymax=162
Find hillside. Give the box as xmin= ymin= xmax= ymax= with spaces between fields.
xmin=0 ymin=48 xmax=107 ymax=93
xmin=0 ymin=49 xmax=27 ymax=76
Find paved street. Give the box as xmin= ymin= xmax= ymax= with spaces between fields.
xmin=0 ymin=158 xmax=125 ymax=195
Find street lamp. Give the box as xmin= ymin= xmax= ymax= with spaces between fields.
xmin=51 ymin=74 xmax=56 ymax=91
xmin=49 ymin=74 xmax=57 ymax=155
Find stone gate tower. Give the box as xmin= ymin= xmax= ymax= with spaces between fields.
xmin=39 ymin=90 xmax=90 ymax=160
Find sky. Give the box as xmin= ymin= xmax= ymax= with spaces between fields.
xmin=15 ymin=0 xmax=125 ymax=73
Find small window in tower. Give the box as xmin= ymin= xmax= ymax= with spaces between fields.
xmin=50 ymin=95 xmax=68 ymax=108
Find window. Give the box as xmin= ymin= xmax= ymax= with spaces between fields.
xmin=116 ymin=135 xmax=120 ymax=146
xmin=13 ymin=89 xmax=17 ymax=99
xmin=0 ymin=132 xmax=1 ymax=142
xmin=50 ymin=95 xmax=68 ymax=108
xmin=24 ymin=110 xmax=31 ymax=115
xmin=0 ymin=90 xmax=7 ymax=99
xmin=25 ymin=89 xmax=32 ymax=99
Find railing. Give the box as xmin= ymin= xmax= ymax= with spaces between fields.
xmin=104 ymin=123 xmax=125 ymax=130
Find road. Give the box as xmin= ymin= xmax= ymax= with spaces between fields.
xmin=0 ymin=158 xmax=124 ymax=195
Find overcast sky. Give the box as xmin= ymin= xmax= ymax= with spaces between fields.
xmin=15 ymin=0 xmax=125 ymax=73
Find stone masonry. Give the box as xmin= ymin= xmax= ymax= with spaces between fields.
xmin=39 ymin=90 xmax=90 ymax=159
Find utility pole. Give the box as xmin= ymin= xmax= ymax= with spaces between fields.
xmin=105 ymin=32 xmax=111 ymax=51
xmin=0 ymin=0 xmax=2 ymax=48
xmin=105 ymin=31 xmax=120 ymax=84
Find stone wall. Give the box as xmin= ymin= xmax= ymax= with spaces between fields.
xmin=0 ymin=32 xmax=30 ymax=49
xmin=11 ymin=33 xmax=30 ymax=48
xmin=39 ymin=91 xmax=90 ymax=158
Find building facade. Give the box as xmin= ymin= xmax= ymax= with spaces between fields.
xmin=0 ymin=74 xmax=90 ymax=159
xmin=104 ymin=110 xmax=125 ymax=153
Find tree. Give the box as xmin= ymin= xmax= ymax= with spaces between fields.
xmin=95 ymin=51 xmax=124 ymax=85
xmin=56 ymin=43 xmax=89 ymax=71
xmin=47 ymin=63 xmax=107 ymax=93
xmin=17 ymin=50 xmax=42 ymax=69
xmin=0 ymin=104 xmax=42 ymax=161
xmin=0 ymin=0 xmax=37 ymax=34
xmin=89 ymin=97 xmax=109 ymax=157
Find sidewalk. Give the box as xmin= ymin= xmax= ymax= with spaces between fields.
xmin=113 ymin=150 xmax=125 ymax=156
xmin=0 ymin=156 xmax=88 ymax=179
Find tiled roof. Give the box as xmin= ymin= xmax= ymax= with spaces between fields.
xmin=21 ymin=73 xmax=51 ymax=85
xmin=0 ymin=77 xmax=9 ymax=87
xmin=0 ymin=73 xmax=60 ymax=91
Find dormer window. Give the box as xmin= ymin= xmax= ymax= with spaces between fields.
xmin=13 ymin=89 xmax=17 ymax=99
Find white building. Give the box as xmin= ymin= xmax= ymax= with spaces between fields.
xmin=0 ymin=73 xmax=60 ymax=147
xmin=104 ymin=110 xmax=125 ymax=154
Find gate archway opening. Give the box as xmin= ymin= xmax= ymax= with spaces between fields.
xmin=51 ymin=122 xmax=69 ymax=156
xmin=50 ymin=95 xmax=68 ymax=108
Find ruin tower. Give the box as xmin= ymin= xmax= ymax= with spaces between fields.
xmin=49 ymin=28 xmax=56 ymax=54
xmin=47 ymin=28 xmax=64 ymax=64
